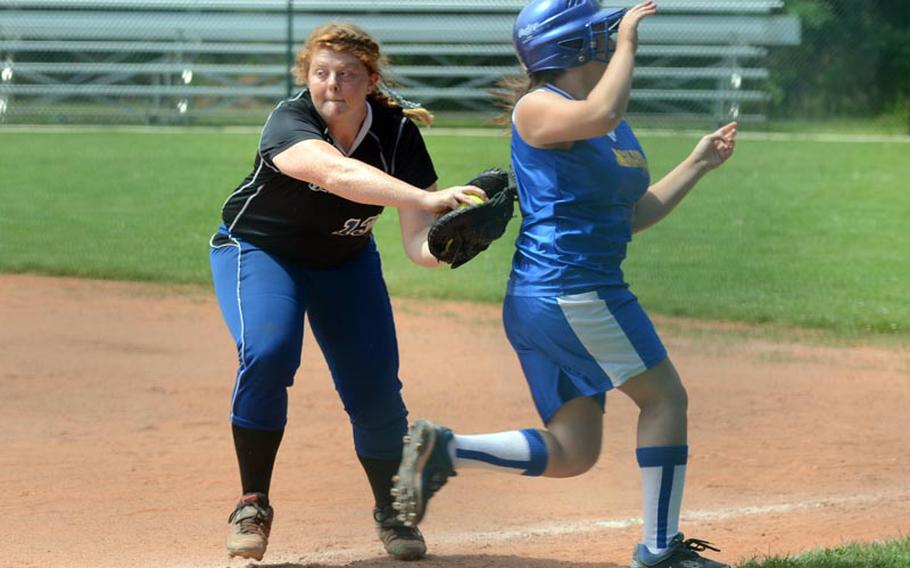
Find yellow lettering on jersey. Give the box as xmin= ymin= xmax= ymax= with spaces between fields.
xmin=612 ymin=148 xmax=648 ymax=169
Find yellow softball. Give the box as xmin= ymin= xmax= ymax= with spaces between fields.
xmin=459 ymin=194 xmax=485 ymax=209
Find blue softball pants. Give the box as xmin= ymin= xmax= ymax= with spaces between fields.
xmin=210 ymin=230 xmax=407 ymax=460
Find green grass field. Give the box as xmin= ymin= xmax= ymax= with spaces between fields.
xmin=0 ymin=128 xmax=907 ymax=341
xmin=739 ymin=537 xmax=910 ymax=568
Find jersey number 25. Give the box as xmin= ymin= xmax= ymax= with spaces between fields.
xmin=332 ymin=215 xmax=380 ymax=237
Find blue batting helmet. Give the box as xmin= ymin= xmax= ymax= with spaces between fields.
xmin=513 ymin=0 xmax=626 ymax=73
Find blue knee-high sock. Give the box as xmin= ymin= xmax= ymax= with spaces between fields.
xmin=636 ymin=445 xmax=688 ymax=554
xmin=450 ymin=429 xmax=548 ymax=476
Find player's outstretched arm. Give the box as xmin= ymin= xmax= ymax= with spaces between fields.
xmin=632 ymin=121 xmax=737 ymax=233
xmin=273 ymin=140 xmax=484 ymax=213
xmin=515 ymin=1 xmax=657 ymax=147
xmin=399 ymin=184 xmax=446 ymax=268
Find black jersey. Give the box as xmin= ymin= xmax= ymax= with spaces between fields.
xmin=216 ymin=89 xmax=438 ymax=267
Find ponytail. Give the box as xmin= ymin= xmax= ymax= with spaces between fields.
xmin=371 ymin=82 xmax=434 ymax=126
xmin=493 ymin=69 xmax=565 ymax=127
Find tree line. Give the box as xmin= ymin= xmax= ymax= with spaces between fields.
xmin=770 ymin=0 xmax=910 ymax=129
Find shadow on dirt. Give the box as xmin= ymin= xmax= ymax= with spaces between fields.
xmin=261 ymin=553 xmax=625 ymax=568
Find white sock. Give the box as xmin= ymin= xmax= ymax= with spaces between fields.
xmin=637 ymin=445 xmax=688 ymax=554
xmin=449 ymin=429 xmax=548 ymax=476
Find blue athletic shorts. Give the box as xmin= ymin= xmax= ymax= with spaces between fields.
xmin=503 ymin=287 xmax=668 ymax=424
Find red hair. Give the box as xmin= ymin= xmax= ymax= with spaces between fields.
xmin=293 ymin=22 xmax=433 ymax=125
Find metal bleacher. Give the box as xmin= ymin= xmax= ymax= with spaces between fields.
xmin=0 ymin=0 xmax=801 ymax=124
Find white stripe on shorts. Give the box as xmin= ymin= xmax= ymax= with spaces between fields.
xmin=556 ymin=291 xmax=647 ymax=387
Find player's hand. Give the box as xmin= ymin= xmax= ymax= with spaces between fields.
xmin=421 ymin=185 xmax=487 ymax=215
xmin=616 ymin=1 xmax=657 ymax=52
xmin=689 ymin=121 xmax=737 ymax=171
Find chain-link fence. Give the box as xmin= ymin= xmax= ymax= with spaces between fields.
xmin=0 ymin=0 xmax=906 ymax=129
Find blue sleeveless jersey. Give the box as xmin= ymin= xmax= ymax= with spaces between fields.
xmin=507 ymin=85 xmax=651 ymax=296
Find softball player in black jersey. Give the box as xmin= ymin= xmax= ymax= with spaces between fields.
xmin=210 ymin=22 xmax=484 ymax=562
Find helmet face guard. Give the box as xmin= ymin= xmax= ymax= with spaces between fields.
xmin=586 ymin=8 xmax=625 ymax=64
xmin=514 ymin=0 xmax=626 ymax=73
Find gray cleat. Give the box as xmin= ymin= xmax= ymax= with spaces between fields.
xmin=374 ymin=505 xmax=427 ymax=561
xmin=631 ymin=534 xmax=729 ymax=568
xmin=226 ymin=493 xmax=273 ymax=561
xmin=392 ymin=419 xmax=456 ymax=527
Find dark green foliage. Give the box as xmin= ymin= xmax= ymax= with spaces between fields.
xmin=769 ymin=0 xmax=910 ymax=129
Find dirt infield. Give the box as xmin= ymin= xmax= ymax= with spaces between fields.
xmin=3 ymin=274 xmax=909 ymax=568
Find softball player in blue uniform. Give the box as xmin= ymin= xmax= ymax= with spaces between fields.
xmin=393 ymin=2 xmax=737 ymax=567
xmin=210 ymin=23 xmax=484 ymax=562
